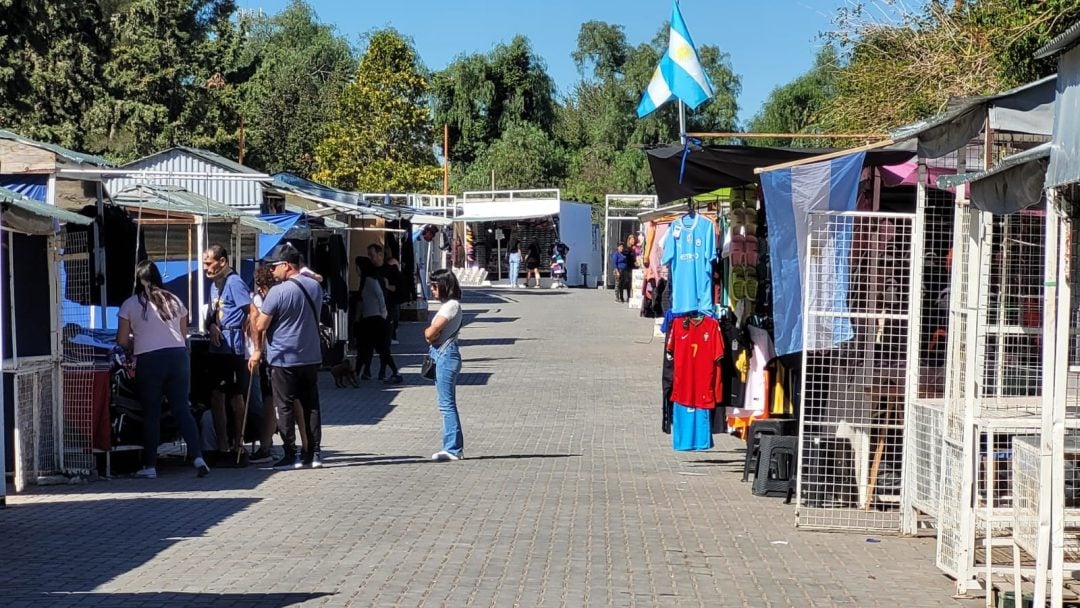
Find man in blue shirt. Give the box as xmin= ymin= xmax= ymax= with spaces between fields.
xmin=611 ymin=243 xmax=630 ymax=303
xmin=249 ymin=243 xmax=325 ymax=469
xmin=203 ymin=244 xmax=259 ymax=463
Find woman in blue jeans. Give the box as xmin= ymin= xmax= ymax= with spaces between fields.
xmin=116 ymin=260 xmax=209 ymax=478
xmin=424 ymin=269 xmax=464 ymax=461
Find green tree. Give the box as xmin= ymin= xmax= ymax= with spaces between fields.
xmin=820 ymin=0 xmax=1080 ymax=134
xmin=238 ymin=1 xmax=354 ymax=177
xmin=314 ymin=29 xmax=440 ymax=192
xmin=85 ymin=0 xmax=244 ymax=161
xmin=747 ymin=46 xmax=840 ymax=147
xmin=432 ymin=35 xmax=557 ymax=167
xmin=456 ymin=121 xmax=567 ymax=191
xmin=0 ymin=0 xmax=111 ymax=150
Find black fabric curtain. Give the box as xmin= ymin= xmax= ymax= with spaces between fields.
xmin=645 ymin=144 xmax=917 ymax=204
xmin=64 ymin=204 xmax=146 ymax=307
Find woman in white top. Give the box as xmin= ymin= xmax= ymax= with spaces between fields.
xmin=116 ymin=260 xmax=209 ymax=478
xmin=424 ymin=269 xmax=464 ymax=460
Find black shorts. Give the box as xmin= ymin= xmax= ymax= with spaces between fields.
xmin=526 ymin=259 xmax=539 ymax=270
xmin=207 ymin=353 xmax=251 ymax=398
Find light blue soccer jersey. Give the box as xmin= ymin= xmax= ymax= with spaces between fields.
xmin=661 ymin=213 xmax=716 ymax=315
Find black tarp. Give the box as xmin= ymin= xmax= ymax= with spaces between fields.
xmin=645 ymin=143 xmax=919 ymax=204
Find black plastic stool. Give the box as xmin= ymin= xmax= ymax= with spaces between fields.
xmin=742 ymin=419 xmax=799 ymax=482
xmin=752 ymin=435 xmax=798 ymax=497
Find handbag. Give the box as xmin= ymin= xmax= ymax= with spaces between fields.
xmin=421 ymin=327 xmax=459 ymax=380
xmin=289 ymin=278 xmax=334 ymax=361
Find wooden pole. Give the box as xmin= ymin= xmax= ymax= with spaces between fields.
xmin=238 ymin=115 xmax=245 ymax=165
xmin=443 ymin=123 xmax=449 ymax=196
xmin=754 ymin=138 xmax=897 ymax=175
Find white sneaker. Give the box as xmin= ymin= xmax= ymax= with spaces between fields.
xmin=134 ymin=467 xmax=157 ymax=479
xmin=430 ymin=450 xmax=462 ymax=461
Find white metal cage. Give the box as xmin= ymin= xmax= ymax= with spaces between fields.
xmin=796 ymin=211 xmax=916 ymax=532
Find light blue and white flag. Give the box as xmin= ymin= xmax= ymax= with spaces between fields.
xmin=636 ymin=1 xmax=715 ymax=118
xmin=761 ymin=152 xmax=865 ymax=356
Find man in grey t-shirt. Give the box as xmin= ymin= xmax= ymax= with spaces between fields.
xmin=249 ymin=243 xmax=325 ymax=469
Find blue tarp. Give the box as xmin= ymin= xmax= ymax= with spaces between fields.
xmin=0 ymin=175 xmax=47 ymax=202
xmin=257 ymin=213 xmax=304 ymax=259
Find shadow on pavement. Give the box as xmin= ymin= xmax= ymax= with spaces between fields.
xmin=40 ymin=592 xmax=331 ymax=607
xmin=457 ymin=337 xmax=535 ymax=347
xmin=1 ymin=497 xmax=280 ymax=603
xmin=465 ymin=454 xmax=581 ymax=461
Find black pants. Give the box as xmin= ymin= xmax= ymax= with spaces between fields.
xmin=388 ymin=303 xmax=400 ymax=340
xmin=270 ymin=364 xmax=321 ymax=455
xmin=357 ymin=316 xmax=398 ymax=377
xmin=617 ymin=271 xmax=631 ymax=301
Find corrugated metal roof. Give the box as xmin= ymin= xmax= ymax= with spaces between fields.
xmin=0 ymin=130 xmax=112 ymax=167
xmin=112 ymin=148 xmax=263 ymax=209
xmin=1035 ymin=20 xmax=1080 ymax=59
xmin=111 ymin=185 xmax=282 ymax=234
xmin=0 ymin=186 xmax=93 ymax=234
xmin=124 ymin=146 xmax=261 ymax=175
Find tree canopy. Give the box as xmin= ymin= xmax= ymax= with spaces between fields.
xmin=313 ymin=29 xmax=441 ymax=192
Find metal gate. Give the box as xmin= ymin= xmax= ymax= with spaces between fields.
xmin=796 ymin=211 xmax=916 ymax=532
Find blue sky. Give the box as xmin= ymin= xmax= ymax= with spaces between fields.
xmin=236 ymin=0 xmax=850 ymax=125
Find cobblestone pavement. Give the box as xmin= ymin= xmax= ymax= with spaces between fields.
xmin=2 ymin=288 xmax=970 ymax=607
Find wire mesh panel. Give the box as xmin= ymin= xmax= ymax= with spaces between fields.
xmin=12 ymin=365 xmax=58 ymax=489
xmin=59 ymin=230 xmax=96 ymax=475
xmin=909 ymin=401 xmax=945 ymax=515
xmin=797 ymin=212 xmax=914 ymax=532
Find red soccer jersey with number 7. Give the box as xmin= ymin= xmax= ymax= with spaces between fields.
xmin=667 ymin=316 xmax=725 ymax=409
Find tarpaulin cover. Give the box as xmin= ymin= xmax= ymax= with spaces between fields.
xmin=1048 ymin=47 xmax=1080 ymax=188
xmin=257 ymin=213 xmax=303 ymax=259
xmin=645 ymin=144 xmax=916 ymax=204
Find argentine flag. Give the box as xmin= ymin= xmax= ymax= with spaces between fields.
xmin=760 ymin=152 xmax=866 ymax=357
xmin=637 ymin=1 xmax=715 ymax=118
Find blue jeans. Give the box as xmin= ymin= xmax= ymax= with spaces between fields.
xmin=431 ymin=341 xmax=463 ymax=456
xmin=135 ymin=347 xmax=202 ymax=467
xmin=508 ymin=253 xmax=521 ymax=285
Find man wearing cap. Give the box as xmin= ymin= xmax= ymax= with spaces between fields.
xmin=248 ymin=243 xmax=325 ymax=469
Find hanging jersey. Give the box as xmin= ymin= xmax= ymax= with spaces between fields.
xmin=661 ymin=213 xmax=717 ymax=314
xmin=667 ymin=316 xmax=725 ymax=408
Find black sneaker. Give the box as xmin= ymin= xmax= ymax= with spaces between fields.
xmin=300 ymin=450 xmax=314 ymax=468
xmin=310 ymin=451 xmax=323 ymax=469
xmin=249 ymin=447 xmax=274 ymax=464
xmin=273 ymin=453 xmax=299 ymax=469
xmin=384 ymin=374 xmax=403 ymax=385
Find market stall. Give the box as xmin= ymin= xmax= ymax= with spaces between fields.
xmin=456 ymin=189 xmax=601 ymax=288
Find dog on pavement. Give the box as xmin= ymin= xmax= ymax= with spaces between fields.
xmin=331 ymin=357 xmax=359 ymax=388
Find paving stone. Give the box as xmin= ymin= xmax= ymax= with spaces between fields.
xmin=2 ymin=288 xmax=971 ymax=607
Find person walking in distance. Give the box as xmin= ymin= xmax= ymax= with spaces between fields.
xmin=368 ymin=242 xmax=402 ymax=345
xmin=507 ymin=238 xmax=522 ymax=287
xmin=249 ymin=243 xmax=325 ymax=469
xmin=117 ymin=261 xmax=209 ymax=478
xmin=525 ymin=242 xmax=542 ymax=288
xmin=612 ymin=242 xmax=630 ymax=303
xmin=202 ymin=244 xmax=254 ymax=463
xmin=425 ymin=269 xmax=465 ymax=461
xmin=356 ymin=256 xmax=403 ymax=383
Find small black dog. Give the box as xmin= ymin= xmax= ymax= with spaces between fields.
xmin=330 ymin=358 xmax=359 ymax=388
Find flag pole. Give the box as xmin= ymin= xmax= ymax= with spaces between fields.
xmin=678 ymin=100 xmax=687 ymax=145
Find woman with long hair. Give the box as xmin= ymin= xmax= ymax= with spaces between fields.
xmin=525 ymin=242 xmax=542 ymax=288
xmin=116 ymin=260 xmax=208 ymax=478
xmin=356 ymin=256 xmax=402 ymax=383
xmin=424 ymin=269 xmax=465 ymax=460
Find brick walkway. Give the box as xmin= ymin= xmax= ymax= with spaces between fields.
xmin=3 ymin=288 xmax=969 ymax=607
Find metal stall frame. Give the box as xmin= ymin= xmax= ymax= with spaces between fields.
xmin=603 ymin=195 xmax=658 ymax=289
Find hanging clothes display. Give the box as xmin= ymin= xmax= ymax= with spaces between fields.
xmin=661 ymin=212 xmax=717 ymax=315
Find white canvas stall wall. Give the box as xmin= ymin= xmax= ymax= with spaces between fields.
xmin=796 ymin=211 xmax=916 ymax=532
